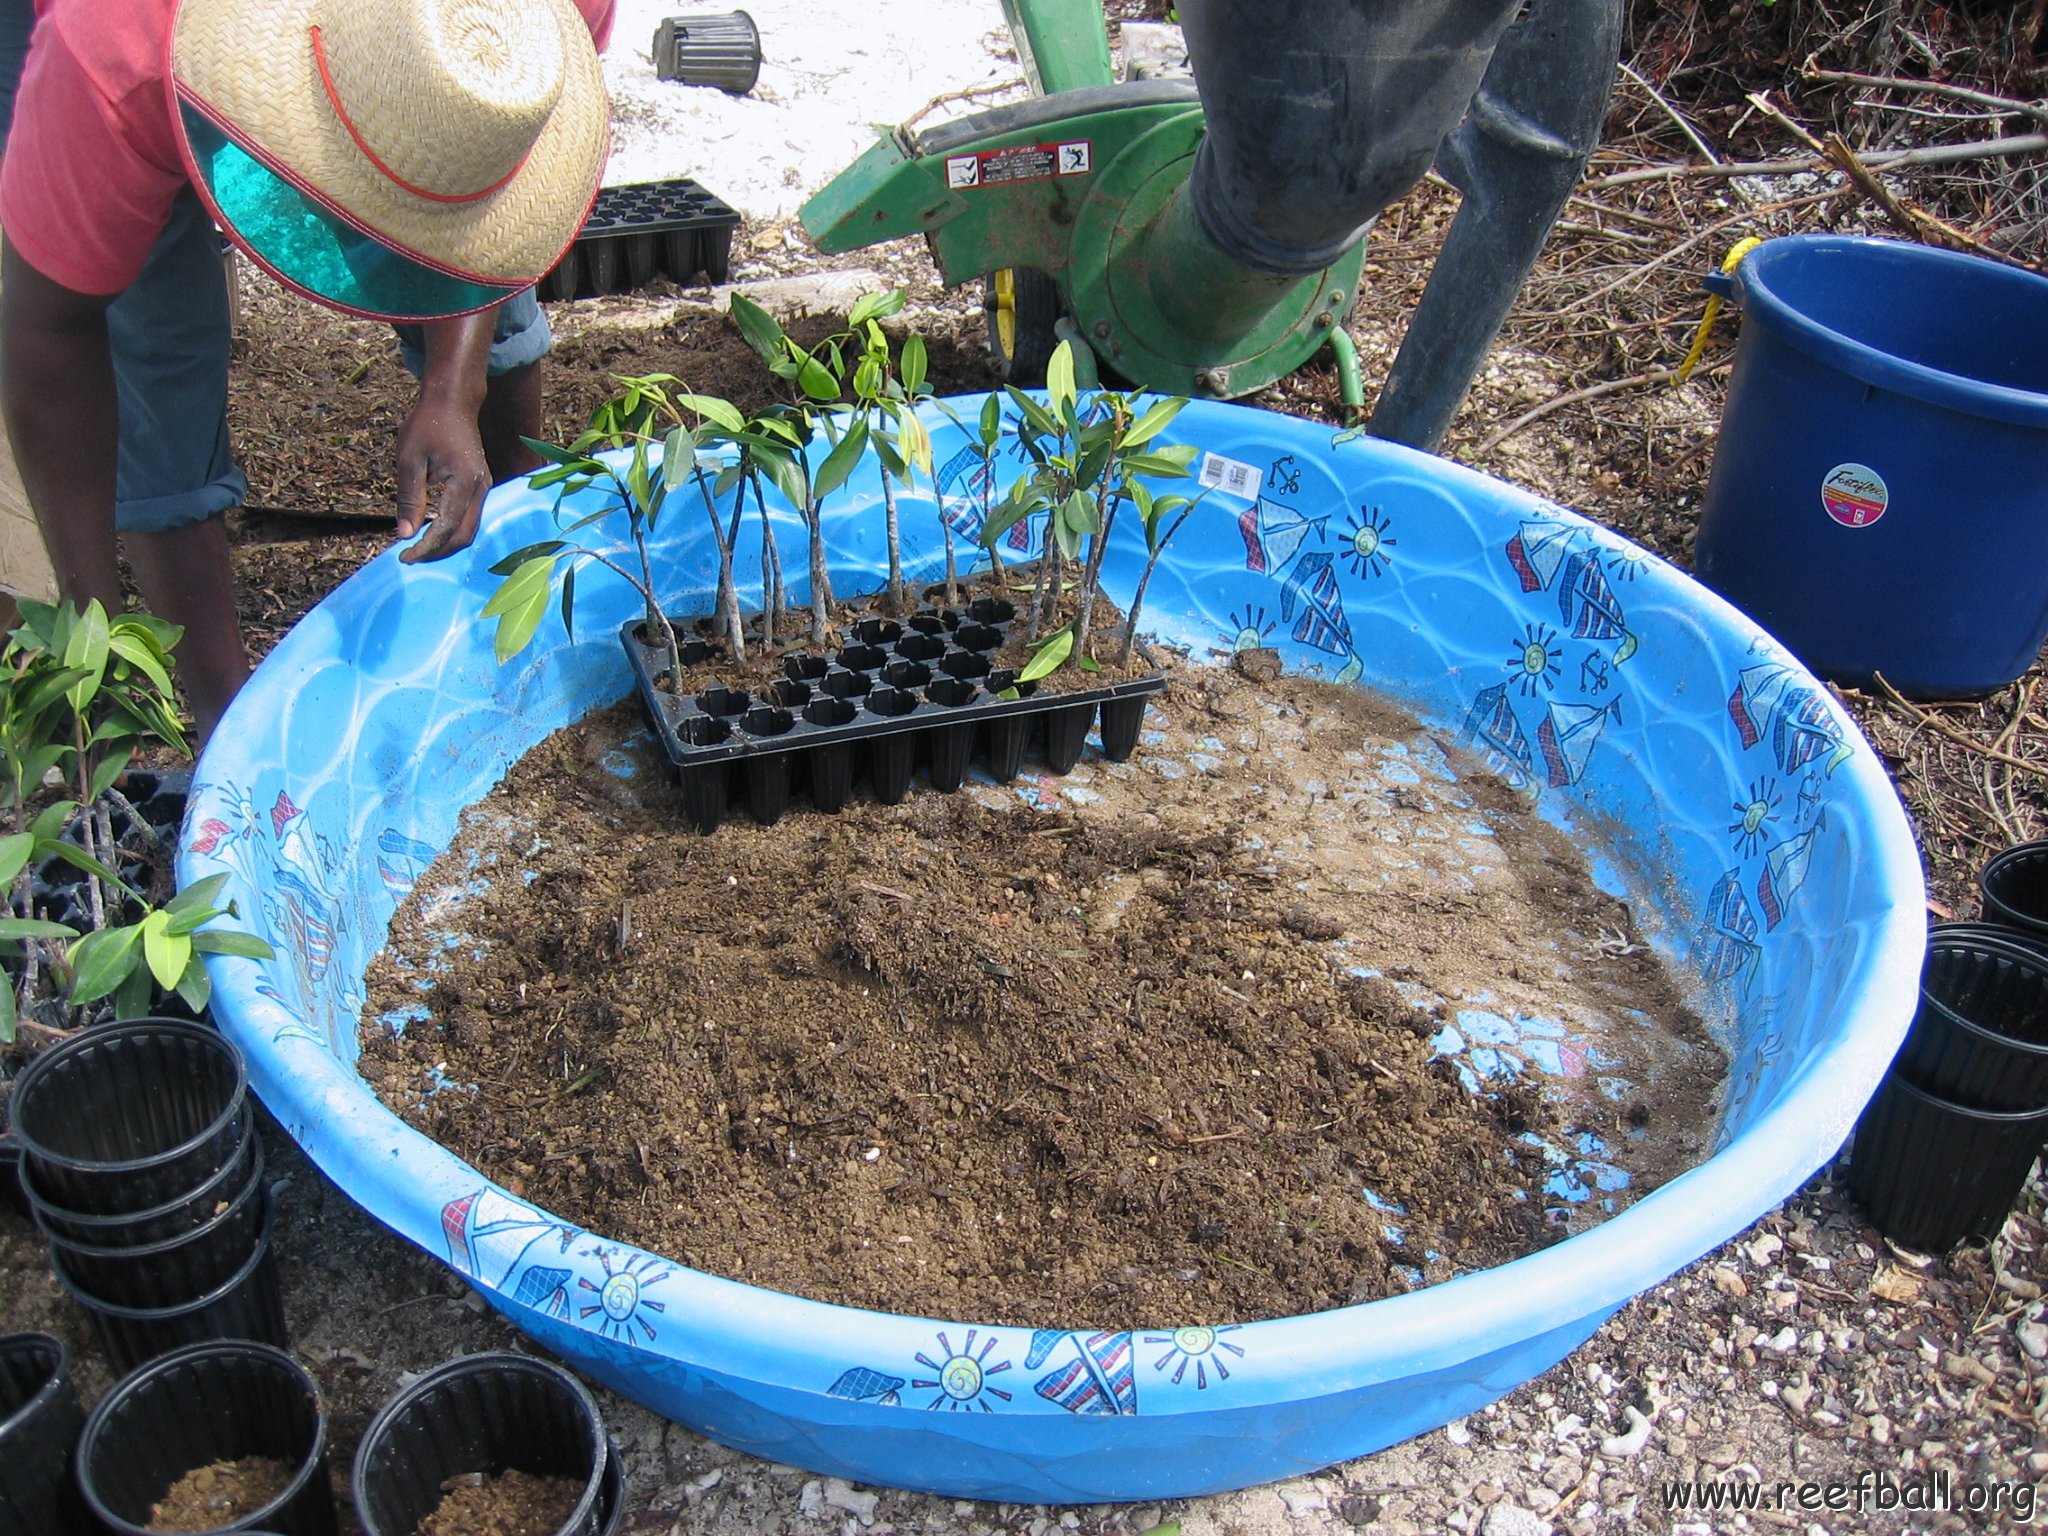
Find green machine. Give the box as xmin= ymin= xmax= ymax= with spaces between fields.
xmin=801 ymin=0 xmax=1625 ymax=451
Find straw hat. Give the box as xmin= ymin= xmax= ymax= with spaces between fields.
xmin=169 ymin=0 xmax=608 ymax=320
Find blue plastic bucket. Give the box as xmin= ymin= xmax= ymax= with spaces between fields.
xmin=1693 ymin=235 xmax=2048 ymax=698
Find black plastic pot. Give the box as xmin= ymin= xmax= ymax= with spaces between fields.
xmin=1848 ymin=1070 xmax=2048 ymax=1251
xmin=25 ymin=1132 xmax=258 ymax=1249
xmin=1980 ymin=840 xmax=2048 ymax=941
xmin=1041 ymin=703 xmax=1093 ymax=774
xmin=0 ymin=1332 xmax=86 ymax=1536
xmin=352 ymin=1353 xmax=609 ymax=1536
xmin=0 ymin=1133 xmax=26 ymax=1218
xmin=651 ymin=11 xmax=762 ymax=92
xmin=40 ymin=1140 xmax=266 ymax=1309
xmin=9 ymin=1017 xmax=249 ymax=1214
xmin=1894 ymin=928 xmax=2048 ymax=1109
xmin=51 ymin=1189 xmax=287 ymax=1376
xmin=77 ymin=1339 xmax=336 ymax=1536
xmin=597 ymin=1437 xmax=627 ymax=1534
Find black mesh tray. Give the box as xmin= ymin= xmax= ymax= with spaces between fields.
xmin=621 ymin=596 xmax=1166 ymax=832
xmin=541 ymin=177 xmax=740 ymax=300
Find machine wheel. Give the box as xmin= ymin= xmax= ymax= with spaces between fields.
xmin=982 ymin=267 xmax=1064 ymax=385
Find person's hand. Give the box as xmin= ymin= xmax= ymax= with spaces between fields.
xmin=394 ymin=392 xmax=490 ymax=563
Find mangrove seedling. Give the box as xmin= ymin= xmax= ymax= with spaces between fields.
xmin=0 ymin=601 xmax=271 ymax=1045
xmin=493 ymin=375 xmax=756 ymax=673
xmin=981 ymin=341 xmax=1198 ymax=680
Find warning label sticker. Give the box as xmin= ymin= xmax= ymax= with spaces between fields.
xmin=1820 ymin=462 xmax=1888 ymax=528
xmin=943 ymin=140 xmax=1092 ymax=191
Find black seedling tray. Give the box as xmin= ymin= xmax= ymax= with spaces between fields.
xmin=621 ymin=597 xmax=1166 ymax=833
xmin=541 ymin=177 xmax=739 ymax=301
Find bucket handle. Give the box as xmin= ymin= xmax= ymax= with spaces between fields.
xmin=1679 ymin=236 xmax=1764 ymax=380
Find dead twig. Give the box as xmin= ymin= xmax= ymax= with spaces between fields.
xmin=1868 ymin=674 xmax=2048 ymax=779
xmin=1474 ymin=363 xmax=1726 ymax=456
xmin=1802 ymin=66 xmax=2048 ymax=130
xmin=1589 ymin=132 xmax=2048 ymax=190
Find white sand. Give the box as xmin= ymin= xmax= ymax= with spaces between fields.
xmin=598 ymin=0 xmax=1029 ymax=219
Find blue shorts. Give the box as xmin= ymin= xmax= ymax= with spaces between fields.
xmin=105 ymin=201 xmax=548 ymax=535
xmin=392 ymin=288 xmax=552 ymax=381
xmin=106 ymin=190 xmax=248 ymax=535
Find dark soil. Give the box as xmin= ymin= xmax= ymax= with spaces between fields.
xmin=146 ymin=1455 xmax=294 ymax=1532
xmin=415 ymin=1468 xmax=584 ymax=1536
xmin=360 ymin=649 xmax=1717 ymax=1330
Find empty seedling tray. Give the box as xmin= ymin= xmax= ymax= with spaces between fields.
xmin=621 ymin=597 xmax=1166 ymax=832
xmin=540 ymin=177 xmax=739 ymax=301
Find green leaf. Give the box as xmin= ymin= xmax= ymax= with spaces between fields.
xmin=752 ymin=445 xmax=809 ymax=512
xmin=1046 ymin=341 xmax=1077 ymax=421
xmin=730 ymin=292 xmax=788 ymax=361
xmin=1017 ymin=624 xmax=1076 ymax=682
xmin=483 ymin=555 xmax=559 ymax=663
xmin=43 ymin=842 xmax=130 ymax=890
xmin=900 ymin=333 xmax=928 ymax=396
xmin=796 ymin=351 xmax=840 ymax=402
xmin=0 ymin=916 xmax=79 ymax=940
xmin=28 ymin=800 xmax=76 ymax=844
xmin=113 ymin=955 xmax=155 ymax=1020
xmin=481 ymin=554 xmax=557 ymax=622
xmin=0 ymin=982 xmax=14 ymax=1046
xmin=1121 ymin=396 xmax=1187 ymax=448
xmin=673 ymin=394 xmax=747 ymax=434
xmin=662 ymin=426 xmax=696 ymax=493
xmin=852 ymin=355 xmax=883 ymax=402
xmin=164 ymin=872 xmax=232 ymax=923
xmin=66 ymin=923 xmax=143 ymax=1006
xmin=0 ymin=831 xmax=33 ymax=885
xmin=812 ymin=417 xmax=871 ymax=501
xmin=848 ymin=289 xmax=905 ymax=328
xmin=141 ymin=910 xmax=191 ymax=991
xmin=488 ymin=540 xmax=569 ymax=577
xmin=86 ymin=749 xmax=127 ymax=805
xmin=174 ymin=957 xmax=211 ymax=1015
xmin=107 ymin=628 xmax=176 ymax=698
xmin=1079 ymin=654 xmax=1101 ymax=672
xmin=895 ymin=407 xmax=933 ymax=479
xmin=1059 ymin=490 xmax=1100 ymax=536
xmin=978 ymin=392 xmax=1002 ymax=445
xmin=559 ymin=564 xmax=578 ymax=642
xmin=519 ymin=436 xmax=590 ymax=468
xmin=1119 ymin=450 xmax=1196 ymax=479
xmin=191 ymin=930 xmax=276 ymax=960
xmin=1004 ymin=386 xmax=1058 ymax=439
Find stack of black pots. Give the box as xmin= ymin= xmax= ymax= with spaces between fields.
xmin=1849 ymin=842 xmax=2048 ymax=1250
xmin=6 ymin=1018 xmax=286 ymax=1373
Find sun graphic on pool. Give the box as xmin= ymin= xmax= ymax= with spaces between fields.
xmin=577 ymin=1247 xmax=670 ymax=1344
xmin=1144 ymin=1324 xmax=1246 ymax=1388
xmin=912 ymin=1329 xmax=1014 ymax=1411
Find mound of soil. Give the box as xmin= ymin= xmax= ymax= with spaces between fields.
xmin=360 ymin=655 xmax=1719 ymax=1331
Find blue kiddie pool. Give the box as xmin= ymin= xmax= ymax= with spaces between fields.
xmin=183 ymin=396 xmax=1923 ymax=1503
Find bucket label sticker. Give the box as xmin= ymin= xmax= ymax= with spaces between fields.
xmin=1820 ymin=463 xmax=1888 ymax=528
xmin=944 ymin=141 xmax=1092 ymax=191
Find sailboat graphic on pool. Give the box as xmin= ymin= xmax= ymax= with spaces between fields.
xmin=1537 ymin=700 xmax=1620 ymax=788
xmin=1463 ymin=683 xmax=1535 ymax=788
xmin=1239 ymin=496 xmax=1328 ymax=578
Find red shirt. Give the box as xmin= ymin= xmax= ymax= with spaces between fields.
xmin=0 ymin=0 xmax=616 ymax=295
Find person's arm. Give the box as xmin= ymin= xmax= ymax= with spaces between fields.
xmin=0 ymin=232 xmax=121 ymax=610
xmin=393 ymin=307 xmax=499 ymax=563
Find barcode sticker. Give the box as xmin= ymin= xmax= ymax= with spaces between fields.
xmin=1199 ymin=452 xmax=1260 ymax=499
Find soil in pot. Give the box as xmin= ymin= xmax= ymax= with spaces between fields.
xmin=416 ymin=1469 xmax=585 ymax=1536
xmin=361 ymin=657 xmax=1723 ymax=1328
xmin=146 ymin=1454 xmax=293 ymax=1532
